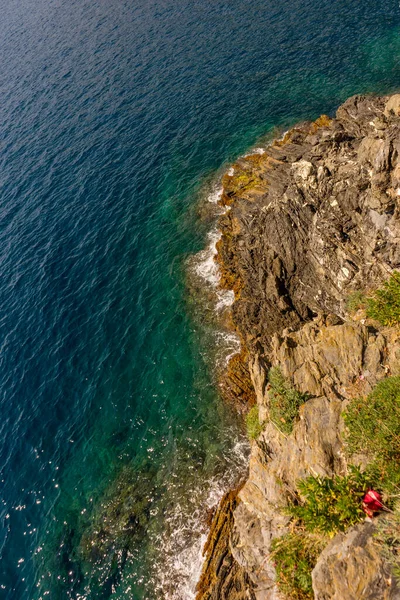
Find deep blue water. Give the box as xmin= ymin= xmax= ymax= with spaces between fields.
xmin=1 ymin=0 xmax=400 ymax=598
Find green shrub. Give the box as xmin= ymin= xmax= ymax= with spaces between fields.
xmin=268 ymin=368 xmax=308 ymax=435
xmin=271 ymin=532 xmax=325 ymax=600
xmin=287 ymin=466 xmax=371 ymax=536
xmin=343 ymin=376 xmax=400 ymax=494
xmin=366 ymin=271 xmax=400 ymax=326
xmin=246 ymin=405 xmax=262 ymax=440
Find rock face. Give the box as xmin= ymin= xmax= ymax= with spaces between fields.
xmin=196 ymin=94 xmax=400 ymax=600
xmin=218 ymin=350 xmax=257 ymax=412
xmin=269 ymin=315 xmax=400 ymax=401
xmin=218 ymin=94 xmax=400 ymax=355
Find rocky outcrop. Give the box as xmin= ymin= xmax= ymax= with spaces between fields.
xmin=312 ymin=521 xmax=400 ymax=600
xmin=197 ymin=93 xmax=400 ymax=600
xmin=218 ymin=94 xmax=400 ymax=355
xmin=232 ymin=316 xmax=400 ymax=598
xmin=269 ymin=315 xmax=400 ymax=401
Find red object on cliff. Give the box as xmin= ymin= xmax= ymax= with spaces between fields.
xmin=362 ymin=489 xmax=383 ymax=517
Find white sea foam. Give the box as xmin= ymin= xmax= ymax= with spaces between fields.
xmin=193 ymin=227 xmax=236 ymax=314
xmin=193 ymin=183 xmax=232 ymax=306
xmin=194 ymin=228 xmax=221 ymax=288
xmin=279 ymin=130 xmax=289 ymax=141
xmin=207 ymin=184 xmax=223 ymax=204
xmin=214 ymin=330 xmax=241 ymax=367
xmin=168 ymin=170 xmax=248 ymax=599
xmin=244 ymin=146 xmax=265 ymax=156
xmin=215 ymin=289 xmax=234 ymax=311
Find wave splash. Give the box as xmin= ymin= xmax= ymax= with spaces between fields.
xmin=151 ymin=437 xmax=249 ymax=600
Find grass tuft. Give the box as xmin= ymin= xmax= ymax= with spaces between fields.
xmin=374 ymin=503 xmax=400 ymax=579
xmin=271 ymin=531 xmax=325 ymax=600
xmin=366 ymin=272 xmax=400 ymax=326
xmin=343 ymin=376 xmax=400 ymax=495
xmin=346 ymin=273 xmax=400 ymax=326
xmin=246 ymin=405 xmax=262 ymax=440
xmin=346 ymin=290 xmax=367 ymax=313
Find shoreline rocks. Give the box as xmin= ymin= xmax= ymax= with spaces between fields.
xmin=196 ymin=93 xmax=400 ymax=599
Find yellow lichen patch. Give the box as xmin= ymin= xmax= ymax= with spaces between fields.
xmin=221 ymin=159 xmax=273 ymax=205
xmin=242 ymin=153 xmax=265 ymax=167
xmin=310 ymin=114 xmax=332 ymax=133
xmin=221 ymin=169 xmax=254 ymax=199
xmin=274 ymin=129 xmax=297 ymax=147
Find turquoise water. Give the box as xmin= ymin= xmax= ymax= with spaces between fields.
xmin=1 ymin=0 xmax=400 ymax=598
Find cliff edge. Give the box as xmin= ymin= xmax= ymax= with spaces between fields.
xmin=197 ymin=93 xmax=400 ymax=600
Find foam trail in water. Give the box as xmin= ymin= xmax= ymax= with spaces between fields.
xmin=193 ymin=183 xmax=235 ymax=311
xmin=194 ymin=229 xmax=222 ymax=288
xmin=214 ymin=330 xmax=241 ymax=367
xmin=207 ymin=185 xmax=223 ymax=204
xmin=194 ymin=229 xmax=235 ymax=312
xmin=171 ymin=176 xmax=247 ymax=599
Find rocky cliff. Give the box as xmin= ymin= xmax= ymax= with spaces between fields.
xmin=196 ymin=93 xmax=400 ymax=600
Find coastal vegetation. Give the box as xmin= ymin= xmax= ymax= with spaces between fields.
xmin=346 ymin=289 xmax=367 ymax=313
xmin=343 ymin=376 xmax=400 ymax=495
xmin=245 ymin=405 xmax=262 ymax=440
xmin=268 ymin=368 xmax=308 ymax=435
xmin=374 ymin=504 xmax=400 ymax=579
xmin=272 ymin=469 xmax=372 ymax=597
xmin=287 ymin=467 xmax=371 ymax=536
xmin=272 ymin=375 xmax=400 ymax=598
xmin=271 ymin=531 xmax=325 ymax=600
xmin=246 ymin=369 xmax=308 ymax=441
xmin=366 ymin=271 xmax=400 ymax=326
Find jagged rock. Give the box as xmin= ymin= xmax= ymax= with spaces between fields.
xmin=312 ymin=521 xmax=400 ymax=600
xmin=384 ymin=94 xmax=400 ymax=118
xmin=269 ymin=315 xmax=400 ymax=400
xmin=229 ymin=315 xmax=400 ymax=599
xmin=219 ymin=351 xmax=257 ymax=412
xmin=231 ymin=390 xmax=345 ymax=599
xmin=196 ymin=487 xmax=256 ymax=600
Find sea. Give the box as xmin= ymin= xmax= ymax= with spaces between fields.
xmin=1 ymin=0 xmax=400 ymax=598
